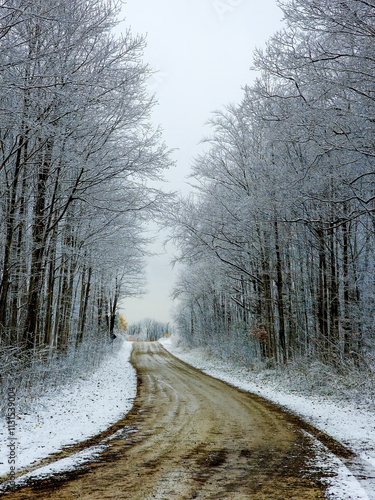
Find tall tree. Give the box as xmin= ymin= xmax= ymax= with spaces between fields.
xmin=0 ymin=0 xmax=170 ymax=352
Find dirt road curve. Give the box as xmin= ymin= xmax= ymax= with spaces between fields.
xmin=3 ymin=342 xmax=352 ymax=499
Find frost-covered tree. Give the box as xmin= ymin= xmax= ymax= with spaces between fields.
xmin=170 ymin=0 xmax=375 ymax=370
xmin=0 ymin=0 xmax=170 ymax=352
xmin=127 ymin=319 xmax=171 ymax=341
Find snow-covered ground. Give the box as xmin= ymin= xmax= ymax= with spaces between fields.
xmin=0 ymin=339 xmax=137 ymax=488
xmin=1 ymin=336 xmax=375 ymax=499
xmin=160 ymin=337 xmax=375 ymax=500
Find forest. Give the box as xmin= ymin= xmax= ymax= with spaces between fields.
xmin=1 ymin=2 xmax=374 ymax=496
xmin=0 ymin=0 xmax=169 ymax=394
xmin=1 ymin=0 xmax=375 ymax=396
xmin=170 ymin=0 xmax=375 ymax=373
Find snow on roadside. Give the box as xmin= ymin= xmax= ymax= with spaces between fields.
xmin=160 ymin=337 xmax=375 ymax=500
xmin=0 ymin=339 xmax=136 ymax=482
xmin=2 ymin=335 xmax=374 ymax=498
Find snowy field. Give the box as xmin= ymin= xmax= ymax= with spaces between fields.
xmin=1 ymin=337 xmax=375 ymax=499
xmin=0 ymin=339 xmax=137 ymax=487
xmin=160 ymin=337 xmax=375 ymax=500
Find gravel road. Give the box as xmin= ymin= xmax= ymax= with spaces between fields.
xmin=3 ymin=342 xmax=352 ymax=499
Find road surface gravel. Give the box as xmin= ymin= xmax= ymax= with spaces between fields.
xmin=3 ymin=342 xmax=352 ymax=499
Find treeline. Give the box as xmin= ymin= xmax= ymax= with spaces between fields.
xmin=170 ymin=0 xmax=375 ymax=369
xmin=127 ymin=319 xmax=171 ymax=341
xmin=0 ymin=0 xmax=168 ymax=353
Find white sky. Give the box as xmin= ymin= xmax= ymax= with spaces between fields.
xmin=118 ymin=0 xmax=284 ymax=325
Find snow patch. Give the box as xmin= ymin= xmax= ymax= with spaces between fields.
xmin=306 ymin=433 xmax=370 ymax=500
xmin=0 ymin=445 xmax=108 ymax=493
xmin=0 ymin=340 xmax=136 ymax=483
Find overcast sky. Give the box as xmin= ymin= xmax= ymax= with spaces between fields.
xmin=118 ymin=0 xmax=284 ymax=325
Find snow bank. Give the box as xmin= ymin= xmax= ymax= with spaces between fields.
xmin=160 ymin=337 xmax=375 ymax=500
xmin=0 ymin=340 xmax=136 ymax=480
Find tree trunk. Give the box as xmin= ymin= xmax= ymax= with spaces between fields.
xmin=317 ymin=226 xmax=328 ymax=361
xmin=77 ymin=266 xmax=92 ymax=346
xmin=0 ymin=135 xmax=24 ymax=338
xmin=274 ymin=220 xmax=286 ymax=363
xmin=328 ymin=224 xmax=339 ymax=360
xmin=24 ymin=139 xmax=53 ymax=350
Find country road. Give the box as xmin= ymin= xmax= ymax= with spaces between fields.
xmin=2 ymin=342 xmax=356 ymax=499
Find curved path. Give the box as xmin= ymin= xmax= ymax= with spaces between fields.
xmin=3 ymin=342 xmax=349 ymax=499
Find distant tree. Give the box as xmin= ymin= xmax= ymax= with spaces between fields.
xmin=127 ymin=319 xmax=171 ymax=341
xmin=119 ymin=315 xmax=128 ymax=333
